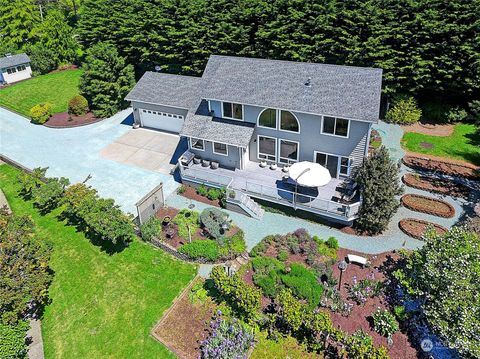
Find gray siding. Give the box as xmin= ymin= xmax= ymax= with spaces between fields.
xmin=131 ymin=101 xmax=189 ymax=125
xmin=189 ymin=140 xmax=241 ymax=169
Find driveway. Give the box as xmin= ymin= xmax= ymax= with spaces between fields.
xmin=0 ymin=107 xmax=180 ymax=214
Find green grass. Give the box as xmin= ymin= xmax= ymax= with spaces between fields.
xmin=0 ymin=69 xmax=82 ymax=116
xmin=401 ymin=123 xmax=480 ymax=166
xmin=0 ymin=164 xmax=196 ymax=359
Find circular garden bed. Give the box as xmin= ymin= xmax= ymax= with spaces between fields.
xmin=401 ymin=194 xmax=455 ymax=218
xmin=402 ymin=173 xmax=470 ymax=198
xmin=399 ymin=218 xmax=448 ymax=240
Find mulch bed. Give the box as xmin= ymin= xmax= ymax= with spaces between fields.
xmin=403 ymin=155 xmax=479 ymax=180
xmin=402 ymin=173 xmax=471 ymax=198
xmin=398 ymin=218 xmax=448 ymax=240
xmin=44 ymin=112 xmax=101 ymax=128
xmin=401 ymin=194 xmax=455 ymax=218
xmin=179 ymin=185 xmax=222 ymax=208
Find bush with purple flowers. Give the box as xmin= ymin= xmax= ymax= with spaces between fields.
xmin=347 ymin=276 xmax=383 ymax=305
xmin=200 ymin=315 xmax=255 ymax=359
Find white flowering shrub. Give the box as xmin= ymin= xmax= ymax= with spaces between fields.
xmin=372 ymin=308 xmax=399 ymax=337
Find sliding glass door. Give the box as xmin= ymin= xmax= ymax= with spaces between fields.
xmin=314 ymin=152 xmax=352 ymax=178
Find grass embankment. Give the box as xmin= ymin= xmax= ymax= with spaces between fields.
xmin=0 ymin=69 xmax=82 ymax=116
xmin=0 ymin=164 xmax=196 ymax=359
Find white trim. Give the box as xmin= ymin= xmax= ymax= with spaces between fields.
xmin=257 ymin=135 xmax=277 ymax=162
xmin=278 ymin=110 xmax=301 ymax=134
xmin=207 ymin=100 xmax=211 ymax=113
xmin=128 ymin=98 xmax=190 ymax=111
xmin=313 ymin=150 xmax=353 ymax=178
xmin=257 ymin=108 xmax=278 ymax=129
xmin=204 ymin=97 xmax=378 ymax=124
xmin=321 ymin=116 xmax=350 ymax=138
xmin=278 ymin=139 xmax=300 ymax=164
xmin=213 ymin=142 xmax=229 ymax=156
xmin=221 ymin=101 xmax=244 ymax=121
xmin=185 ymin=135 xmax=246 ymax=149
xmin=190 ymin=137 xmax=205 ymax=151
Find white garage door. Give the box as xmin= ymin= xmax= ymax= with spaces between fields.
xmin=140 ymin=109 xmax=184 ymax=133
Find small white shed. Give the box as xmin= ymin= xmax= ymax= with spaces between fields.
xmin=0 ymin=53 xmax=32 ymax=84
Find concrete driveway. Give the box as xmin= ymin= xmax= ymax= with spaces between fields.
xmin=101 ymin=128 xmax=185 ymax=174
xmin=0 ymin=107 xmax=180 ymax=214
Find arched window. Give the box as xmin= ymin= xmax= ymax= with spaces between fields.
xmin=258 ymin=108 xmax=277 ymax=128
xmin=280 ymin=111 xmax=299 ymax=132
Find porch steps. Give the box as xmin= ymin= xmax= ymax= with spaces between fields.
xmin=231 ymin=191 xmax=265 ymax=220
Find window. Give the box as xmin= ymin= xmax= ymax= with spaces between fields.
xmin=190 ymin=138 xmax=204 ymax=151
xmin=222 ymin=102 xmax=243 ymax=120
xmin=280 ymin=111 xmax=299 ymax=132
xmin=314 ymin=152 xmax=352 ymax=178
xmin=279 ymin=140 xmax=299 ymax=164
xmin=258 ymin=136 xmax=276 ymax=161
xmin=322 ymin=117 xmax=349 ymax=137
xmin=6 ymin=67 xmax=16 ymax=74
xmin=213 ymin=142 xmax=228 ymax=156
xmin=16 ymin=65 xmax=25 ymax=72
xmin=258 ymin=108 xmax=277 ymax=128
xmin=339 ymin=157 xmax=351 ymax=175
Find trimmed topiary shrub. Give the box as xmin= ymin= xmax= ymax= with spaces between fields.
xmin=68 ymin=95 xmax=89 ymax=115
xmin=385 ymin=96 xmax=421 ymax=124
xmin=200 ymin=207 xmax=230 ymax=240
xmin=178 ymin=240 xmax=220 ymax=261
xmin=29 ymin=103 xmax=52 ymax=124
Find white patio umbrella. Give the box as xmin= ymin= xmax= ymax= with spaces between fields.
xmin=289 ymin=161 xmax=331 ymax=187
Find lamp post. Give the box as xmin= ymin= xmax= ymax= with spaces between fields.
xmin=338 ymin=260 xmax=348 ymax=291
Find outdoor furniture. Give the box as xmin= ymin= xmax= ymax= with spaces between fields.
xmin=347 ymin=254 xmax=368 ymax=267
xmin=342 ymin=189 xmax=357 ymax=203
xmin=259 ymin=160 xmax=267 ymax=168
xmin=193 ymin=156 xmax=202 ymax=165
xmin=270 ymin=163 xmax=278 ymax=170
xmin=211 ymin=161 xmax=219 ymax=169
xmin=202 ymin=159 xmax=210 ymax=167
xmin=180 ymin=150 xmax=195 ymax=166
xmin=289 ymin=161 xmax=331 ymax=187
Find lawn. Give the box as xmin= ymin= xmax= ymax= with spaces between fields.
xmin=401 ymin=123 xmax=480 ymax=166
xmin=0 ymin=69 xmax=82 ymax=116
xmin=0 ymin=164 xmax=197 ymax=359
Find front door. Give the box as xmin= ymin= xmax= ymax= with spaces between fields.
xmin=314 ymin=152 xmax=339 ymax=178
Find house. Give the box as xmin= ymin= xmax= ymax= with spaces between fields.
xmin=0 ymin=53 xmax=32 ymax=84
xmin=126 ymin=55 xmax=382 ymax=224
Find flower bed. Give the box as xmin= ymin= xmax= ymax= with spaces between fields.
xmin=44 ymin=111 xmax=100 ymax=128
xmin=398 ymin=218 xmax=448 ymax=240
xmin=402 ymin=173 xmax=470 ymax=198
xmin=177 ymin=184 xmax=226 ymax=208
xmin=402 ymin=155 xmax=479 ymax=179
xmin=401 ymin=194 xmax=455 ymax=218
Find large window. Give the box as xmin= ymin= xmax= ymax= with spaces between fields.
xmin=222 ymin=102 xmax=243 ymax=120
xmin=190 ymin=137 xmax=204 ymax=151
xmin=213 ymin=142 xmax=228 ymax=156
xmin=314 ymin=152 xmax=352 ymax=178
xmin=279 ymin=140 xmax=299 ymax=164
xmin=280 ymin=111 xmax=299 ymax=132
xmin=258 ymin=108 xmax=277 ymax=128
xmin=322 ymin=117 xmax=349 ymax=137
xmin=258 ymin=136 xmax=276 ymax=161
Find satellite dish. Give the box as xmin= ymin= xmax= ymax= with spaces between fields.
xmin=154 ymin=65 xmax=161 ymax=72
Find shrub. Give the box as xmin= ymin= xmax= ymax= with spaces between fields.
xmin=354 ymin=146 xmax=403 ymax=235
xmin=277 ymin=249 xmax=289 ymax=262
xmin=252 ymin=256 xmax=285 ymax=297
xmin=444 ymin=106 xmax=468 ymax=123
xmin=0 ymin=321 xmax=29 ymax=359
xmin=179 ymin=240 xmax=220 ymax=261
xmin=200 ymin=207 xmax=230 ymax=240
xmin=421 ymin=101 xmax=451 ymax=122
xmin=197 ymin=185 xmax=208 ymax=197
xmin=29 ymin=103 xmax=52 ymax=124
xmin=139 ymin=216 xmax=163 ymax=242
xmin=207 ymin=188 xmax=221 ymax=201
xmin=468 ymin=100 xmax=480 ymax=121
xmin=222 ymin=229 xmax=246 ymax=258
xmin=177 ymin=184 xmax=186 ymax=194
xmin=347 ymin=278 xmax=383 ymax=305
xmin=68 ymin=95 xmax=89 ymax=115
xmin=280 ymin=263 xmax=323 ymax=308
xmin=26 ymin=43 xmax=57 ymax=74
xmin=393 ymin=305 xmax=409 ymax=322
xmin=385 ymin=96 xmax=421 ymax=124
xmin=372 ymin=308 xmax=399 ymax=337
xmin=325 ymin=236 xmax=339 ymax=250
xmin=344 ymin=330 xmax=389 ymax=359
xmin=172 ymin=209 xmax=200 ymax=240
xmin=17 ymin=167 xmax=47 ymax=198
xmin=31 ymin=176 xmax=70 ymax=212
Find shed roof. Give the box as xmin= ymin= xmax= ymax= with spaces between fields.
xmin=0 ymin=53 xmax=31 ymax=69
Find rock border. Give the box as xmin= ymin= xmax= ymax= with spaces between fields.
xmin=401 ymin=194 xmax=455 ymax=218
xmin=398 ymin=218 xmax=448 ymax=240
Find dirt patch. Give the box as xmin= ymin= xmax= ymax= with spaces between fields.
xmin=45 ymin=112 xmax=100 ymax=128
xmin=402 ymin=173 xmax=470 ymax=198
xmin=419 ymin=141 xmax=434 ymax=149
xmin=401 ymin=122 xmax=454 ymax=136
xmin=403 ymin=155 xmax=479 ymax=179
xmin=153 ymin=278 xmax=215 ymax=359
xmin=398 ymin=218 xmax=448 ymax=240
xmin=179 ymin=185 xmax=222 ymax=208
xmin=401 ymin=194 xmax=455 ymax=218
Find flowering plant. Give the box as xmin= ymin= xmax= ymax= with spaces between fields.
xmin=347 ymin=276 xmax=383 ymax=305
xmin=372 ymin=308 xmax=399 ymax=337
xmin=199 ymin=314 xmax=255 ymax=359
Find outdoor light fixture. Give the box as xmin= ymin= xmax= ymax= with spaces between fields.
xmin=338 ymin=260 xmax=348 ymax=290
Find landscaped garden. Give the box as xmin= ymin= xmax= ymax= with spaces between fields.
xmin=0 ymin=164 xmax=196 ymax=358
xmin=401 ymin=194 xmax=455 ymax=218
xmin=402 ymin=173 xmax=471 ymax=198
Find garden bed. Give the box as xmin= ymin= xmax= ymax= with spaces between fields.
xmin=402 ymin=173 xmax=470 ymax=198
xmin=368 ymin=128 xmax=382 ymax=154
xmin=398 ymin=218 xmax=448 ymax=240
xmin=44 ymin=111 xmax=100 ymax=128
xmin=401 ymin=194 xmax=455 ymax=218
xmin=178 ymin=185 xmax=222 ymax=208
xmin=402 ymin=155 xmax=479 ymax=179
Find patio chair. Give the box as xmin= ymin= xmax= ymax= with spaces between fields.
xmin=342 ymin=189 xmax=357 ymax=203
xmin=211 ymin=161 xmax=219 ymax=169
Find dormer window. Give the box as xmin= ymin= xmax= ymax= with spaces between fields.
xmin=222 ymin=102 xmax=243 ymax=120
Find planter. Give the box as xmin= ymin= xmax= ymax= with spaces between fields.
xmin=402 ymin=173 xmax=470 ymax=198
xmin=259 ymin=160 xmax=267 ymax=168
xmin=399 ymin=218 xmax=448 ymax=240
xmin=282 ymin=165 xmax=290 ymax=173
xmin=401 ymin=194 xmax=455 ymax=218
xmin=165 ymin=228 xmax=176 ymax=239
xmin=193 ymin=156 xmax=202 ymax=165
xmin=202 ymin=160 xmax=210 ymax=167
xmin=162 ymin=216 xmax=172 ymax=226
xmin=211 ymin=161 xmax=219 ymax=169
xmin=270 ymin=163 xmax=278 ymax=170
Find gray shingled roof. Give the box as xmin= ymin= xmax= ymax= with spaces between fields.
xmin=125 ymin=72 xmax=202 ymax=109
xmin=0 ymin=53 xmax=31 ymax=69
xmin=181 ymin=100 xmax=255 ymax=148
xmin=201 ymin=55 xmax=382 ymax=122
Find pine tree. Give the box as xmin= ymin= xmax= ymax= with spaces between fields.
xmin=0 ymin=0 xmax=40 ymax=51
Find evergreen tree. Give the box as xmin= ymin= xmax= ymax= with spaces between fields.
xmin=0 ymin=0 xmax=40 ymax=50
xmin=79 ymin=42 xmax=135 ymax=118
xmin=353 ymin=146 xmax=403 ymax=234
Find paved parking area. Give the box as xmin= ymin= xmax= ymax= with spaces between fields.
xmin=100 ymin=128 xmax=185 ymax=174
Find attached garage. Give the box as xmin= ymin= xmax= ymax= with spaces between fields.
xmin=140 ymin=109 xmax=184 ymax=133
